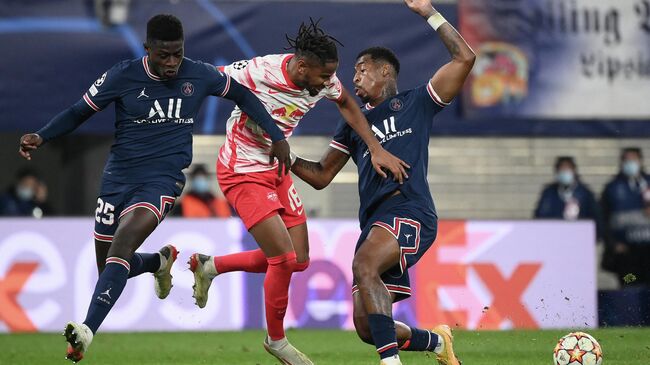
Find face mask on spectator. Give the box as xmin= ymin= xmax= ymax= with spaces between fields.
xmin=192 ymin=176 xmax=211 ymax=194
xmin=556 ymin=171 xmax=575 ymax=186
xmin=16 ymin=186 xmax=34 ymax=201
xmin=622 ymin=160 xmax=641 ymax=177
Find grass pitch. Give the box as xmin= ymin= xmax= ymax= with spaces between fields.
xmin=1 ymin=328 xmax=648 ymax=364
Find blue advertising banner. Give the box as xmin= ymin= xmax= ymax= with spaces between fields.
xmin=2 ymin=0 xmax=649 ymax=136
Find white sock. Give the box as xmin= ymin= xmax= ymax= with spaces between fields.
xmin=156 ymin=252 xmax=166 ymax=273
xmin=204 ymin=256 xmax=219 ymax=279
xmin=380 ymin=354 xmax=402 ymax=365
xmin=434 ymin=337 xmax=445 ymax=354
xmin=267 ymin=336 xmax=288 ymax=349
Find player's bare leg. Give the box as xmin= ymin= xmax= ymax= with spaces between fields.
xmin=353 ymin=226 xmax=460 ymax=365
xmin=94 ymin=240 xmax=110 ymax=274
xmin=65 ymin=209 xmax=166 ymax=362
xmin=352 ymin=292 xmax=411 ymax=346
xmin=288 ymin=222 xmax=310 ymax=269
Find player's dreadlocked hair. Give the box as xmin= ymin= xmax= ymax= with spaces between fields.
xmin=286 ymin=18 xmax=342 ymax=65
xmin=147 ymin=14 xmax=184 ymax=43
xmin=357 ymin=47 xmax=401 ymax=75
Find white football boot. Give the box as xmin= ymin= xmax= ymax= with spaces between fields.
xmin=263 ymin=336 xmax=314 ymax=365
xmin=153 ymin=244 xmax=179 ymax=299
xmin=188 ymin=253 xmax=217 ymax=308
xmin=380 ymin=354 xmax=403 ymax=365
xmin=63 ymin=321 xmax=93 ymax=363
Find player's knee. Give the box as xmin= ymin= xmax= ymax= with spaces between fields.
xmin=353 ymin=316 xmax=374 ymax=345
xmin=267 ymin=251 xmax=299 ymax=272
xmin=352 ymin=256 xmax=376 ymax=284
xmin=294 ymin=258 xmax=310 ymax=272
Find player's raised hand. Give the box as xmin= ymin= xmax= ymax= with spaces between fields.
xmin=404 ymin=0 xmax=436 ymax=18
xmin=19 ymin=133 xmax=43 ymax=160
xmin=270 ymin=139 xmax=292 ymax=177
xmin=371 ymin=148 xmax=410 ymax=184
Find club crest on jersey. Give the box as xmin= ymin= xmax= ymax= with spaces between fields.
xmin=267 ymin=192 xmax=279 ymax=202
xmin=94 ymin=72 xmax=107 ymax=87
xmin=389 ymin=98 xmax=403 ymax=112
xmin=181 ymin=82 xmax=194 ymax=96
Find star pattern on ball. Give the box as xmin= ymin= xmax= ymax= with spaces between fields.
xmin=569 ymin=346 xmax=587 ymax=363
xmin=592 ymin=343 xmax=603 ymax=359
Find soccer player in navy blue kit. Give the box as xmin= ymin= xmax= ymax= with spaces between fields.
xmin=290 ymin=1 xmax=475 ymax=364
xmin=18 ymin=15 xmax=290 ymax=363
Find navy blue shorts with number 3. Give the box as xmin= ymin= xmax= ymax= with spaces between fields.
xmin=352 ymin=193 xmax=438 ymax=302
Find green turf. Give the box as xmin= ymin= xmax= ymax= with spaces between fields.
xmin=1 ymin=328 xmax=648 ymax=365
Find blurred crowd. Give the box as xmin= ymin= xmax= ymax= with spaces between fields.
xmin=0 ymin=168 xmax=51 ymax=218
xmin=533 ymin=147 xmax=650 ymax=288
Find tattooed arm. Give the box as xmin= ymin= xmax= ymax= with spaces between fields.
xmin=405 ymin=0 xmax=476 ymax=102
xmin=291 ymin=148 xmax=350 ymax=190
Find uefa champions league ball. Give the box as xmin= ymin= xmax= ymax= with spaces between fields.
xmin=553 ymin=332 xmax=603 ymax=365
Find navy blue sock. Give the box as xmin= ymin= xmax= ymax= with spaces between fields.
xmin=401 ymin=327 xmax=439 ymax=352
xmin=128 ymin=253 xmax=160 ymax=278
xmin=367 ymin=314 xmax=399 ymax=359
xmin=83 ymin=257 xmax=130 ymax=334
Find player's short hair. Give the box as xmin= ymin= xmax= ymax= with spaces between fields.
xmin=286 ymin=18 xmax=342 ymax=66
xmin=554 ymin=156 xmax=576 ymax=171
xmin=621 ymin=147 xmax=643 ymax=160
xmin=357 ymin=47 xmax=401 ymax=75
xmin=146 ymin=14 xmax=183 ymax=43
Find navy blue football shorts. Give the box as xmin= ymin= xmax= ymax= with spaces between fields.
xmin=352 ymin=193 xmax=437 ymax=302
xmin=93 ymin=178 xmax=182 ymax=243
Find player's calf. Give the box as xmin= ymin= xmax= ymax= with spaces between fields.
xmin=63 ymin=322 xmax=93 ymax=363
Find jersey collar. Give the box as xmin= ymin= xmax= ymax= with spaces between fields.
xmin=142 ymin=56 xmax=163 ymax=81
xmin=364 ymin=103 xmax=375 ymax=111
xmin=281 ymin=54 xmax=302 ymax=90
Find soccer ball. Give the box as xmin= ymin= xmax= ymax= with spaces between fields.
xmin=553 ymin=332 xmax=603 ymax=365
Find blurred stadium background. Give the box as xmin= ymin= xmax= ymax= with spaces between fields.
xmin=1 ymin=0 xmax=650 ymax=363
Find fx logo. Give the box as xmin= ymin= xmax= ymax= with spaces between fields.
xmin=149 ymin=98 xmax=183 ymax=118
xmin=371 ymin=116 xmax=397 ymax=139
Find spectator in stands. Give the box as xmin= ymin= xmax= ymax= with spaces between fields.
xmin=601 ymin=147 xmax=650 ymax=286
xmin=175 ymin=164 xmax=232 ymax=218
xmin=534 ymin=156 xmax=600 ymax=223
xmin=0 ymin=168 xmax=51 ymax=217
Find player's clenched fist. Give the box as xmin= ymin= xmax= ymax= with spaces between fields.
xmin=404 ymin=0 xmax=436 ymax=18
xmin=19 ymin=133 xmax=43 ymax=160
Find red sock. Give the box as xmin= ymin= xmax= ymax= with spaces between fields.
xmin=214 ymin=249 xmax=268 ymax=273
xmin=264 ymin=251 xmax=298 ymax=340
xmin=295 ymin=259 xmax=310 ymax=272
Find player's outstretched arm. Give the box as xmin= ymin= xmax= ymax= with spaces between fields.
xmin=335 ymin=88 xmax=410 ymax=183
xmin=19 ymin=102 xmax=96 ymax=160
xmin=224 ymin=79 xmax=291 ymax=176
xmin=291 ymin=148 xmax=350 ymax=190
xmin=405 ymin=0 xmax=475 ymax=103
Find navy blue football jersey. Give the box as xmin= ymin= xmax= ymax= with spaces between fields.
xmin=81 ymin=56 xmax=232 ymax=184
xmin=330 ymin=82 xmax=448 ymax=226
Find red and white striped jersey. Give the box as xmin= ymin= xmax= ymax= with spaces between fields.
xmin=218 ymin=53 xmax=343 ymax=173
